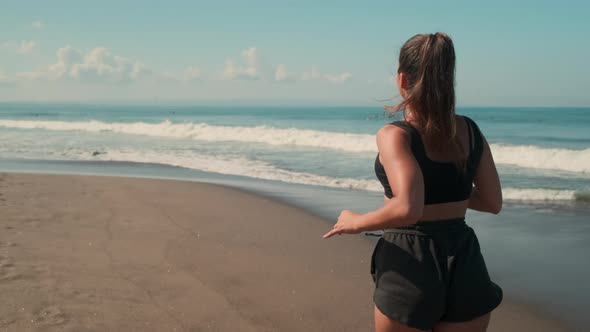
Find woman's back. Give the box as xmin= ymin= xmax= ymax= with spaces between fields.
xmin=375 ymin=115 xmax=500 ymax=221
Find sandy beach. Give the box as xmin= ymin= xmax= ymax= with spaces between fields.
xmin=0 ymin=173 xmax=571 ymax=331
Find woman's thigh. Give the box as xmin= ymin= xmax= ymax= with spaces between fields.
xmin=374 ymin=306 xmax=491 ymax=332
xmin=433 ymin=313 xmax=490 ymax=332
xmin=374 ymin=306 xmax=430 ymax=332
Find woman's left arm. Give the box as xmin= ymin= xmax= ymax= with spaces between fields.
xmin=323 ymin=125 xmax=424 ymax=238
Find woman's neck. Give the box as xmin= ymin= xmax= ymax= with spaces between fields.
xmin=403 ymin=108 xmax=418 ymax=125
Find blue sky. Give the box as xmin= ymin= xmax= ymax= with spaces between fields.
xmin=0 ymin=0 xmax=588 ymax=106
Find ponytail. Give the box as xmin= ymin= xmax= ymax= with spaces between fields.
xmin=388 ymin=33 xmax=465 ymax=169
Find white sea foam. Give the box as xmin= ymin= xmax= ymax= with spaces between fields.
xmin=1 ymin=119 xmax=589 ymax=173
xmin=1 ymin=132 xmax=585 ymax=203
xmin=502 ymin=188 xmax=578 ymax=201
xmin=0 ymin=119 xmax=376 ymax=152
xmin=90 ymin=149 xmax=384 ymax=192
xmin=490 ymin=144 xmax=590 ymax=174
xmin=89 ymin=149 xmax=586 ymax=202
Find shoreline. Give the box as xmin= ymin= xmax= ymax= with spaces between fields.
xmin=0 ymin=172 xmax=573 ymax=331
xmin=1 ymin=158 xmax=589 ymax=210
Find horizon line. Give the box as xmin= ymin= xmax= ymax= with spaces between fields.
xmin=0 ymin=100 xmax=588 ymax=109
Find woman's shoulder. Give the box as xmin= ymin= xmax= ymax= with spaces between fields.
xmin=376 ymin=122 xmax=414 ymax=151
xmin=457 ymin=114 xmax=483 ymax=135
xmin=381 ymin=120 xmax=416 ymax=133
xmin=378 ymin=121 xmax=412 ymax=137
xmin=457 ymin=114 xmax=477 ymax=124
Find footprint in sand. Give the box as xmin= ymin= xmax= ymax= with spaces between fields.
xmin=20 ymin=217 xmax=41 ymax=228
xmin=0 ymin=256 xmax=14 ymax=268
xmin=0 ymin=241 xmax=17 ymax=248
xmin=31 ymin=305 xmax=67 ymax=326
xmin=0 ymin=317 xmax=17 ymax=327
xmin=0 ymin=255 xmax=20 ymax=281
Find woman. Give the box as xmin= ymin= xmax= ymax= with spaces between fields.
xmin=323 ymin=33 xmax=503 ymax=332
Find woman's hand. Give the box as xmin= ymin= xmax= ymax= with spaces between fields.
xmin=323 ymin=210 xmax=363 ymax=239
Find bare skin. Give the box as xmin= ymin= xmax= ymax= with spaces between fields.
xmin=323 ymin=70 xmax=503 ymax=332
xmin=383 ymin=114 xmax=502 ymax=221
xmin=322 ymin=112 xmax=502 ymax=235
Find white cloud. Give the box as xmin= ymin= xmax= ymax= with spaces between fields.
xmin=325 ymin=72 xmax=353 ymax=83
xmin=220 ymin=47 xmax=352 ymax=84
xmin=15 ymin=71 xmax=44 ymax=81
xmin=0 ymin=70 xmax=14 ymax=86
xmin=301 ymin=67 xmax=322 ymax=81
xmin=242 ymin=47 xmax=260 ymax=67
xmin=32 ymin=21 xmax=44 ymax=29
xmin=301 ymin=67 xmax=352 ymax=83
xmin=57 ymin=46 xmax=84 ymax=65
xmin=17 ymin=40 xmax=36 ymax=54
xmin=17 ymin=46 xmax=151 ymax=83
xmin=18 ymin=46 xmax=83 ymax=81
xmin=223 ymin=47 xmax=262 ymax=80
xmin=155 ymin=70 xmax=179 ymax=83
xmin=274 ymin=64 xmax=295 ymax=82
xmin=154 ymin=66 xmax=202 ymax=83
xmin=9 ymin=44 xmax=353 ymax=88
xmin=184 ymin=66 xmax=201 ymax=81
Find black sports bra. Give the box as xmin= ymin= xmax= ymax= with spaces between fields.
xmin=374 ymin=116 xmax=484 ymax=204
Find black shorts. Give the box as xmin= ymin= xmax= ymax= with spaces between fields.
xmin=371 ymin=218 xmax=502 ymax=331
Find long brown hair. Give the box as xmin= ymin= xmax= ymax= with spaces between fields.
xmin=387 ymin=32 xmax=465 ymax=167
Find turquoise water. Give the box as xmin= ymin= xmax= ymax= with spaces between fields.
xmin=0 ymin=103 xmax=589 ymax=204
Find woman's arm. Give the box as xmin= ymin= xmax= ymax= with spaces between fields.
xmin=469 ymin=136 xmax=502 ymax=214
xmin=323 ymin=125 xmax=424 ymax=238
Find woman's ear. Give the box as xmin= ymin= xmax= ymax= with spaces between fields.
xmin=397 ymin=72 xmax=409 ymax=99
xmin=397 ymin=72 xmax=409 ymax=90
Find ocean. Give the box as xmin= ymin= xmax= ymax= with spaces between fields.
xmin=0 ymin=103 xmax=588 ymax=204
xmin=0 ymin=103 xmax=589 ymax=329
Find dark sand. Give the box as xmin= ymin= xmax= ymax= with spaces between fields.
xmin=0 ymin=173 xmax=570 ymax=331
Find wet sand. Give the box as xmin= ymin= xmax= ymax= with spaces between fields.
xmin=0 ymin=173 xmax=571 ymax=331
